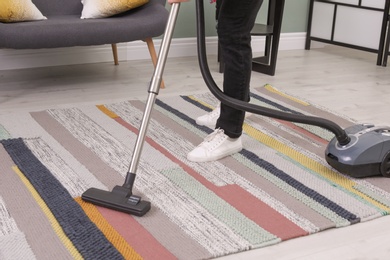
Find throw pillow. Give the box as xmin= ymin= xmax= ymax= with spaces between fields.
xmin=0 ymin=0 xmax=47 ymax=23
xmin=81 ymin=0 xmax=149 ymax=19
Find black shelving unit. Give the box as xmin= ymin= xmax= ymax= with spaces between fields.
xmin=306 ymin=0 xmax=390 ymax=66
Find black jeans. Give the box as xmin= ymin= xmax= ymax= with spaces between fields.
xmin=215 ymin=0 xmax=263 ymax=138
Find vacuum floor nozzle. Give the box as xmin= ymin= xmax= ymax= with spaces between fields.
xmin=82 ymin=186 xmax=151 ymax=217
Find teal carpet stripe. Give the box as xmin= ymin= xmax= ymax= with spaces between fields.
xmin=0 ymin=124 xmax=11 ymax=140
xmin=162 ymin=167 xmax=278 ymax=245
xmin=0 ymin=138 xmax=124 ymax=260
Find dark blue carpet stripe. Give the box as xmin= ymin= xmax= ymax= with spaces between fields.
xmin=1 ymin=138 xmax=124 ymax=260
xmin=180 ymin=95 xmax=213 ymax=113
xmin=156 ymin=98 xmax=213 ymax=134
xmin=241 ymin=148 xmax=359 ymax=224
xmin=249 ymin=92 xmax=304 ymax=115
xmin=157 ymin=98 xmax=359 ymax=224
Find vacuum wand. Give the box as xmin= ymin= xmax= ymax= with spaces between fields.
xmin=81 ymin=3 xmax=181 ymax=216
xmin=194 ymin=0 xmax=350 ymax=146
xmin=127 ymin=2 xmax=181 ymax=177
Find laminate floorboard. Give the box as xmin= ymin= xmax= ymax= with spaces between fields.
xmin=1 ymin=45 xmax=389 ymax=259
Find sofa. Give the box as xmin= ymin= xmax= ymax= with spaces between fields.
xmin=0 ymin=0 xmax=168 ymax=82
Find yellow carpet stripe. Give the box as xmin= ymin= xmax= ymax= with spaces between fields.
xmin=242 ymin=124 xmax=390 ymax=212
xmin=188 ymin=95 xmax=217 ymax=110
xmin=75 ymin=197 xmax=143 ymax=260
xmin=264 ymin=84 xmax=310 ymax=106
xmin=12 ymin=166 xmax=83 ymax=259
xmin=97 ymin=104 xmax=119 ymax=118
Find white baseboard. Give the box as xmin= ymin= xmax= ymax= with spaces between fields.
xmin=0 ymin=33 xmax=321 ymax=70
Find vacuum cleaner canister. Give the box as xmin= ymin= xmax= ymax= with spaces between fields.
xmin=325 ymin=124 xmax=390 ymax=178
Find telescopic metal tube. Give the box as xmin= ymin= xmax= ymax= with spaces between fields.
xmin=126 ymin=3 xmax=181 ymax=180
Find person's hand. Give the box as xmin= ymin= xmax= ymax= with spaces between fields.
xmin=168 ymin=0 xmax=190 ymax=3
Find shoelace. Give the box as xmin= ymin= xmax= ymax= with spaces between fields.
xmin=204 ymin=128 xmax=223 ymax=142
xmin=200 ymin=129 xmax=227 ymax=151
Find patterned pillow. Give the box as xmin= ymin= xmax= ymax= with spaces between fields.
xmin=0 ymin=0 xmax=46 ymax=23
xmin=81 ymin=0 xmax=149 ymax=19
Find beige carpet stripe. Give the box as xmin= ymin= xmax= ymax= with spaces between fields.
xmin=31 ymin=111 xmax=122 ymax=190
xmin=0 ymin=197 xmax=36 ymax=260
xmin=0 ymin=197 xmax=18 ymax=236
xmin=0 ymin=146 xmax=73 ymax=259
xmin=46 ymin=108 xmax=130 ymax=176
xmin=0 ymin=232 xmax=36 ymax=260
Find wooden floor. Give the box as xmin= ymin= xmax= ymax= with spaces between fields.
xmin=1 ymin=45 xmax=390 ymax=259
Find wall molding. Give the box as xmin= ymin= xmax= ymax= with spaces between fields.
xmin=0 ymin=33 xmax=321 ymax=70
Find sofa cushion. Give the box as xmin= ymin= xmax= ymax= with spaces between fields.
xmin=0 ymin=0 xmax=47 ymax=23
xmin=0 ymin=3 xmax=168 ymax=49
xmin=81 ymin=0 xmax=149 ymax=19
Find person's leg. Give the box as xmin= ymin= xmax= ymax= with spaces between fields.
xmin=216 ymin=0 xmax=263 ymax=138
xmin=187 ymin=0 xmax=263 ymax=162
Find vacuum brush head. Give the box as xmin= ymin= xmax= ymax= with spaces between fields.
xmin=81 ymin=186 xmax=151 ymax=217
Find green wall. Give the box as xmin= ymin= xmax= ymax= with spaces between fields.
xmin=168 ymin=0 xmax=310 ymax=38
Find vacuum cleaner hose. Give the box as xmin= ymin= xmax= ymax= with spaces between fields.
xmin=194 ymin=0 xmax=351 ymax=146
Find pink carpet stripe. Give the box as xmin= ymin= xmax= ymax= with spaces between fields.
xmin=110 ymin=112 xmax=306 ymax=240
xmin=217 ymin=185 xmax=308 ymax=240
xmin=96 ymin=206 xmax=177 ymax=260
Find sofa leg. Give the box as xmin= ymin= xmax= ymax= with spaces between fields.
xmin=144 ymin=38 xmax=165 ymax=89
xmin=111 ymin=44 xmax=119 ymax=65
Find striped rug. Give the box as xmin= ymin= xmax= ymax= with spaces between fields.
xmin=1 ymin=84 xmax=390 ymax=260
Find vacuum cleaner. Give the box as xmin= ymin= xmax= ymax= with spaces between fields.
xmin=81 ymin=3 xmax=181 ymax=216
xmin=82 ymin=0 xmax=390 ymax=217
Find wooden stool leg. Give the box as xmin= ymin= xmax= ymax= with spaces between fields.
xmin=144 ymin=38 xmax=165 ymax=89
xmin=111 ymin=44 xmax=119 ymax=65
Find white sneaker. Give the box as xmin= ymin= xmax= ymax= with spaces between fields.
xmin=196 ymin=104 xmax=221 ymax=127
xmin=195 ymin=104 xmax=252 ymax=128
xmin=187 ymin=128 xmax=243 ymax=162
